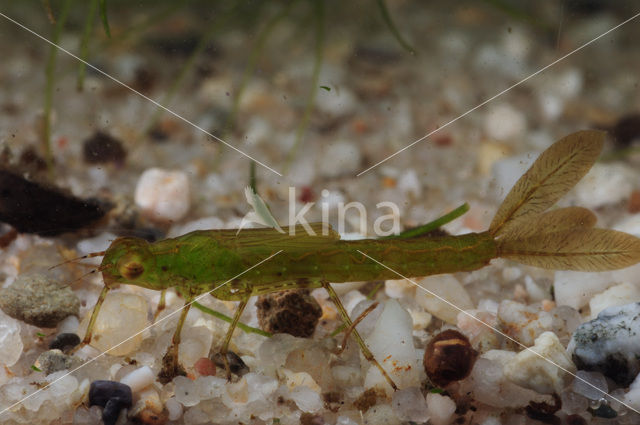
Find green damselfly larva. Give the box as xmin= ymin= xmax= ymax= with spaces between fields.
xmin=67 ymin=130 xmax=640 ymax=390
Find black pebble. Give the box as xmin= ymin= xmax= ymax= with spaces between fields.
xmin=82 ymin=131 xmax=127 ymax=164
xmin=48 ymin=333 xmax=81 ymax=352
xmin=89 ymin=380 xmax=132 ymax=425
xmin=213 ymin=351 xmax=249 ymax=377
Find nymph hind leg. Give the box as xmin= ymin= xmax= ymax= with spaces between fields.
xmin=158 ymin=295 xmax=193 ymax=383
xmin=320 ymin=280 xmax=398 ymax=391
xmin=216 ymin=296 xmax=250 ymax=380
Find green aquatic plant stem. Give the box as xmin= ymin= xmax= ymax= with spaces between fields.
xmin=43 ymin=0 xmax=72 ymax=179
xmin=99 ymin=0 xmax=111 ymax=37
xmin=192 ymin=301 xmax=272 ymax=337
xmin=283 ymin=0 xmax=324 ymax=173
xmin=375 ymin=0 xmax=415 ymax=55
xmin=144 ymin=2 xmax=240 ymax=135
xmin=224 ymin=1 xmax=296 ymax=136
xmin=77 ymin=0 xmax=99 ymax=91
xmin=379 ymin=202 xmax=470 ymax=240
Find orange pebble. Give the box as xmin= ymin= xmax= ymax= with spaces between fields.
xmin=194 ymin=357 xmax=216 ymax=377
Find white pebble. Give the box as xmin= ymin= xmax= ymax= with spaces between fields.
xmin=624 ymin=371 xmax=640 ymax=410
xmin=572 ymin=163 xmax=634 ymax=209
xmin=57 ymin=315 xmax=79 ymax=335
xmin=459 ymin=350 xmax=543 ymax=408
xmin=289 ymin=386 xmax=323 ymax=413
xmin=77 ymin=232 xmax=118 ymax=264
xmin=315 ymin=87 xmax=357 ymax=117
xmin=572 ymin=370 xmax=608 ymax=401
xmin=0 ymin=310 xmax=23 ymax=367
xmin=362 ymin=300 xmax=421 ymax=392
xmin=318 ymin=141 xmax=361 ymax=177
xmin=135 ymin=168 xmax=190 ymax=222
xmin=503 ymin=332 xmax=575 ymax=394
xmin=179 ymin=325 xmax=214 ymax=370
xmin=77 ymin=292 xmax=149 ymax=356
xmin=174 ymin=375 xmax=200 ymax=407
xmin=491 ymin=152 xmax=535 ymax=199
xmin=362 ymin=403 xmax=400 ymax=425
xmin=415 ymin=275 xmax=473 ymax=324
xmin=502 ymin=267 xmax=522 ymax=282
xmin=590 ymin=282 xmax=640 ymax=319
xmin=119 ymin=365 xmax=154 ymax=393
xmin=426 ymin=392 xmax=456 ymax=425
xmin=397 ymin=170 xmax=422 ymax=197
xmin=484 ymin=104 xmax=527 ymax=141
xmin=384 ymin=279 xmax=415 ymax=299
xmin=554 ymin=270 xmax=616 ymax=310
xmin=165 ymin=397 xmax=183 ymax=421
xmin=392 ymin=387 xmax=429 ymax=423
xmin=168 ymin=216 xmax=225 ymax=238
xmin=524 ymin=275 xmax=547 ymax=302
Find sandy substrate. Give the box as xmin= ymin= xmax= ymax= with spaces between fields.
xmin=1 ymin=2 xmax=640 ymax=424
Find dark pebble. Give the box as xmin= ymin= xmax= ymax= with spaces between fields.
xmin=212 ymin=351 xmax=249 ymax=377
xmin=49 ymin=333 xmax=81 ymax=352
xmin=82 ymin=131 xmax=127 ymax=164
xmin=424 ymin=329 xmax=478 ymax=387
xmin=89 ymin=380 xmax=132 ymax=425
xmin=611 ymin=113 xmax=640 ymax=147
xmin=256 ymin=289 xmax=322 ymax=338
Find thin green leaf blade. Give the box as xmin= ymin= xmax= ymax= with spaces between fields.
xmin=99 ymin=0 xmax=111 ymax=38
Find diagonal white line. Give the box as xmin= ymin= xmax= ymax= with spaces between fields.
xmin=356 ymin=249 xmax=640 ymax=415
xmin=0 ymin=11 xmax=282 ymax=177
xmin=0 ymin=250 xmax=282 ymax=417
xmin=357 ymin=11 xmax=640 ymax=176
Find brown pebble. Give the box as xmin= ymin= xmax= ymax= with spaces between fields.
xmin=193 ymin=357 xmax=216 ymax=377
xmin=300 ymin=413 xmax=325 ymax=425
xmin=628 ymin=189 xmax=640 ymax=214
xmin=424 ymin=329 xmax=478 ymax=387
xmin=353 ymin=387 xmax=387 ymax=412
xmin=256 ymin=289 xmax=322 ymax=338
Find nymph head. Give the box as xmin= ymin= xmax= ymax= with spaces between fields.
xmin=101 ymin=237 xmax=156 ymax=287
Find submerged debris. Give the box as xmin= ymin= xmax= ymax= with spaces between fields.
xmin=0 ymin=273 xmax=79 ymax=328
xmin=0 ymin=167 xmax=109 ymax=236
xmin=256 ymin=289 xmax=322 ymax=337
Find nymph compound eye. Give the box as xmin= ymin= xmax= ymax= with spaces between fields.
xmin=118 ymin=257 xmax=144 ymax=280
